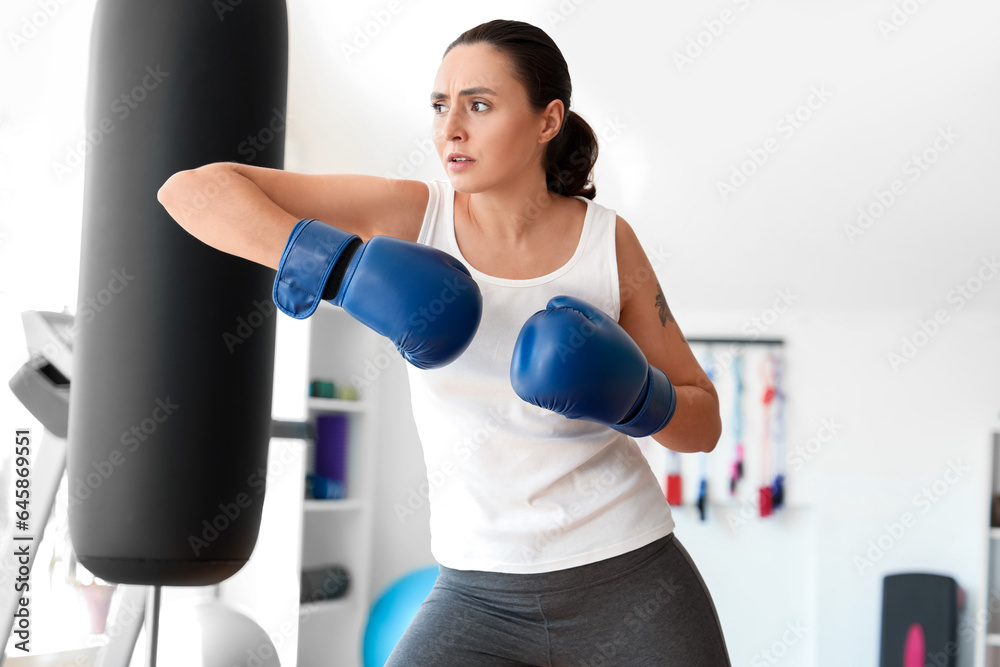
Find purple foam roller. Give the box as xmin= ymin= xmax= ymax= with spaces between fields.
xmin=315 ymin=414 xmax=349 ymax=495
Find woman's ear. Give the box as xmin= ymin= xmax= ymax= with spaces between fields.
xmin=539 ymin=98 xmax=565 ymax=143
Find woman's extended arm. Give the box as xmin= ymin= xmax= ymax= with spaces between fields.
xmin=156 ymin=162 xmax=429 ymax=269
xmin=614 ymin=216 xmax=723 ymax=454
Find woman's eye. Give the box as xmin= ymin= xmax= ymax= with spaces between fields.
xmin=430 ymin=101 xmax=488 ymax=114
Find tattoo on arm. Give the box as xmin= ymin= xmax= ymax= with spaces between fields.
xmin=654 ymin=282 xmax=675 ymax=327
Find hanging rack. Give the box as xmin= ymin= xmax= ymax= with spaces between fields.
xmin=686 ymin=337 xmax=784 ymax=346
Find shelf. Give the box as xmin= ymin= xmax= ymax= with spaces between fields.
xmin=308 ymin=397 xmax=370 ymax=413
xmin=304 ymin=498 xmax=365 ymax=512
xmin=672 ymin=502 xmax=817 ymax=510
xmin=988 ymin=633 xmax=1000 ymax=647
xmin=301 ymin=596 xmax=353 ymax=616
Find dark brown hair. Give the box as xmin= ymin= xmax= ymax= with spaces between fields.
xmin=444 ymin=19 xmax=599 ymax=200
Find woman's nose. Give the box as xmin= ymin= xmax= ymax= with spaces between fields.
xmin=441 ymin=109 xmax=465 ymax=141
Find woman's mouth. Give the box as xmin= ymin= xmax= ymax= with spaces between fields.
xmin=448 ymin=156 xmax=475 ymax=172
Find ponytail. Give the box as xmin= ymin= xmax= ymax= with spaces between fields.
xmin=545 ymin=110 xmax=598 ymax=200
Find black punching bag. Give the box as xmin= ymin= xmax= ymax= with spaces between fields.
xmin=68 ymin=0 xmax=288 ymax=585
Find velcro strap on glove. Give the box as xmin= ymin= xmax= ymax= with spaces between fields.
xmin=613 ymin=365 xmax=677 ymax=438
xmin=272 ymin=218 xmax=361 ymax=319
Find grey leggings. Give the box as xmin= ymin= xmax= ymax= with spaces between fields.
xmin=385 ymin=532 xmax=732 ymax=666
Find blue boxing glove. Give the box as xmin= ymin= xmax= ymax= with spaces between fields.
xmin=510 ymin=295 xmax=676 ymax=437
xmin=273 ymin=218 xmax=482 ymax=369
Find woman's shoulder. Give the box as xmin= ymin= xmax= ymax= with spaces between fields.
xmin=612 ymin=214 xmax=653 ymax=284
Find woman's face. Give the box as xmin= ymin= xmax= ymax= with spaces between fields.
xmin=430 ymin=42 xmax=561 ymax=193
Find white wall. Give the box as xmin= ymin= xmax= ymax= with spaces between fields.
xmin=282 ymin=1 xmax=1000 ymax=665
xmin=4 ymin=0 xmax=999 ymax=664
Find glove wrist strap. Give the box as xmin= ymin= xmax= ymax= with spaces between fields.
xmin=272 ymin=218 xmax=361 ymax=319
xmin=613 ymin=365 xmax=677 ymax=438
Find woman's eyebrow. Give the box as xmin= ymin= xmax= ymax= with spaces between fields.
xmin=430 ymin=86 xmax=498 ymax=101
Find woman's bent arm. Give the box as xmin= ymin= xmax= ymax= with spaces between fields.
xmin=156 ymin=162 xmax=429 ymax=270
xmin=157 ymin=163 xmax=299 ymax=269
xmin=614 ymin=216 xmax=723 ymax=454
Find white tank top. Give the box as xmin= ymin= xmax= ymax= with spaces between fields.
xmin=405 ymin=179 xmax=675 ymax=574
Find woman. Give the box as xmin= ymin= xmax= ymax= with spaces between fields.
xmin=159 ymin=18 xmax=731 ymax=666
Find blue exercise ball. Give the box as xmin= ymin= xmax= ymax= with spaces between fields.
xmin=362 ymin=565 xmax=440 ymax=667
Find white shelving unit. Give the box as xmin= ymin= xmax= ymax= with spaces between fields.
xmin=217 ymin=310 xmax=311 ymax=667
xmin=982 ymin=432 xmax=1000 ymax=667
xmin=296 ymin=301 xmax=382 ymax=667
xmin=217 ymin=301 xmax=382 ymax=666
